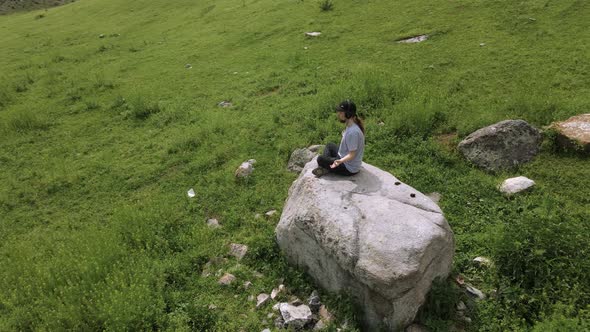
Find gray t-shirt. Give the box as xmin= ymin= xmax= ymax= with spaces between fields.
xmin=338 ymin=123 xmax=365 ymax=173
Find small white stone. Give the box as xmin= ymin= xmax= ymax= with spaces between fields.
xmin=499 ymin=176 xmax=535 ymax=195
xmin=265 ymin=210 xmax=277 ymax=217
xmin=187 ymin=188 xmax=196 ymax=198
xmin=305 ymin=32 xmax=321 ymax=37
xmin=244 ymin=281 xmax=252 ymax=289
xmin=473 ymin=256 xmax=492 ymax=267
xmin=248 ymin=295 xmax=255 ymax=302
xmin=207 ymin=218 xmax=220 ymax=228
xmin=272 ymin=303 xmax=280 ymax=311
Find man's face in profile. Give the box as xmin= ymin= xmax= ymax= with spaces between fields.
xmin=337 ymin=111 xmax=346 ymax=123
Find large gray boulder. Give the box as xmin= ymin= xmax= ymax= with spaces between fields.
xmin=458 ymin=120 xmax=542 ymax=172
xmin=275 ymin=159 xmax=454 ymax=331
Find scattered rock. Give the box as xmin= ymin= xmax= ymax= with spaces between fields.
xmin=473 ymin=256 xmax=493 ymax=267
xmin=248 ymin=295 xmax=255 ymax=302
xmin=397 ymin=34 xmax=428 ymax=43
xmin=499 ymin=176 xmax=535 ymax=195
xmin=378 ymin=121 xmax=385 ymax=126
xmin=465 ymin=284 xmax=486 ymax=300
xmin=229 ymin=243 xmax=249 ymax=260
xmin=244 ymin=281 xmax=252 ymax=289
xmin=218 ymin=273 xmax=236 ymax=285
xmin=279 ymin=303 xmax=313 ymax=329
xmin=274 ymin=316 xmax=286 ymax=329
xmin=253 ymin=271 xmax=264 ymax=278
xmin=99 ymin=34 xmax=105 ymax=38
xmin=550 ymin=114 xmax=590 ymax=153
xmin=235 ymin=159 xmax=256 ymax=178
xmin=187 ymin=188 xmax=196 ymax=198
xmin=207 ymin=218 xmax=221 ymax=228
xmin=287 ymin=145 xmax=324 ymax=173
xmin=257 ymin=293 xmax=270 ymax=308
xmin=271 ymin=284 xmax=285 ymax=299
xmin=305 ymin=32 xmax=321 ymax=37
xmin=218 ymin=101 xmax=232 ymax=107
xmin=185 ymin=64 xmax=192 ymax=69
xmin=208 ymin=304 xmax=217 ymax=310
xmin=479 ymin=43 xmax=486 ymax=47
xmin=276 ymin=159 xmax=454 ymax=330
xmin=262 ymin=329 xmax=271 ymax=332
xmin=272 ymin=303 xmax=280 ymax=311
xmin=265 ymin=210 xmax=277 ymax=217
xmin=456 ymin=301 xmax=467 ymax=311
xmin=267 ymin=313 xmax=274 ymax=319
xmin=288 ymin=296 xmax=303 ymax=306
xmin=425 ymin=192 xmax=441 ymax=203
xmin=458 ymin=120 xmax=542 ymax=172
xmin=254 ymin=213 xmax=262 ymax=219
xmin=304 ymin=46 xmax=309 ymax=50
xmin=319 ymin=305 xmax=333 ymax=322
xmin=462 ymin=316 xmax=472 ymax=324
xmin=405 ymin=323 xmax=430 ymax=332
xmin=308 ymin=290 xmax=321 ymax=313
xmin=314 ymin=320 xmax=327 ymax=330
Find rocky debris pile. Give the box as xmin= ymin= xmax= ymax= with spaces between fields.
xmin=458 ymin=120 xmax=542 ymax=172
xmin=276 ymin=159 xmax=454 ymax=330
xmin=499 ymin=176 xmax=535 ymax=195
xmin=550 ymin=113 xmax=590 ymax=153
xmin=287 ymin=145 xmax=324 ymax=173
xmin=235 ymin=159 xmax=256 ymax=178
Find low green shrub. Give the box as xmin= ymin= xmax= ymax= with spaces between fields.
xmin=2 ymin=110 xmax=48 ymax=133
xmin=492 ymin=196 xmax=590 ymax=323
xmin=319 ymin=0 xmax=334 ymax=11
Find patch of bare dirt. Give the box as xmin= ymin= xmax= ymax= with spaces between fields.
xmin=0 ymin=0 xmax=75 ymax=15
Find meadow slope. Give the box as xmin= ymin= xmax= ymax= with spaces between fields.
xmin=1 ymin=0 xmax=589 ymax=330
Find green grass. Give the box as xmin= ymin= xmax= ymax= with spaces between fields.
xmin=0 ymin=0 xmax=589 ymax=330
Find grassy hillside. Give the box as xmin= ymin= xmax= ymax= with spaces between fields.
xmin=1 ymin=0 xmax=589 ymax=330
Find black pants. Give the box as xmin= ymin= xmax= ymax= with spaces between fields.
xmin=317 ymin=143 xmax=357 ymax=176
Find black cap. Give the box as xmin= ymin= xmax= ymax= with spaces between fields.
xmin=335 ymin=100 xmax=357 ymax=117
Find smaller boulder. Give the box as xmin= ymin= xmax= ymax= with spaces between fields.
xmin=458 ymin=120 xmax=542 ymax=172
xmin=499 ymin=176 xmax=535 ymax=195
xmin=551 ymin=114 xmax=590 ymax=153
